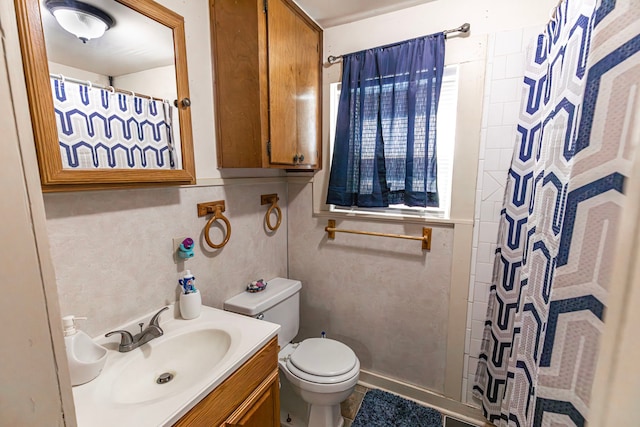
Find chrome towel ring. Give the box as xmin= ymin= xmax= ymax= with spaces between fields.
xmin=197 ymin=200 xmax=231 ymax=249
xmin=261 ymin=193 xmax=282 ymax=232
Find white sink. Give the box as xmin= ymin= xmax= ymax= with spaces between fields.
xmin=72 ymin=305 xmax=279 ymax=427
xmin=111 ymin=328 xmax=232 ymax=404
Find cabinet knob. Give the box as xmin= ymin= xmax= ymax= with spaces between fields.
xmin=299 ymin=154 xmax=305 ymax=162
xmin=173 ymin=98 xmax=191 ymax=108
xmin=293 ymin=154 xmax=299 ymax=163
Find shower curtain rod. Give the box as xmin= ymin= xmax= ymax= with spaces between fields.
xmin=48 ymin=73 xmax=170 ymax=103
xmin=326 ymin=22 xmax=470 ymax=64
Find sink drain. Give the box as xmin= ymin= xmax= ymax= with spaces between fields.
xmin=156 ymin=372 xmax=174 ymax=384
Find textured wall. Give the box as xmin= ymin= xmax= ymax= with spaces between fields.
xmin=288 ymin=182 xmax=454 ymax=393
xmin=319 ymin=0 xmax=558 ymax=400
xmin=0 ymin=21 xmax=68 ymax=423
xmin=45 ymin=182 xmax=288 ymax=336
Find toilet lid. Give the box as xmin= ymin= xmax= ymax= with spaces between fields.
xmin=288 ymin=338 xmax=357 ymax=377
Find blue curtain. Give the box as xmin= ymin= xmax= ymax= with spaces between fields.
xmin=326 ymin=33 xmax=445 ymax=207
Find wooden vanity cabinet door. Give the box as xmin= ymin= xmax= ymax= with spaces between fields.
xmin=221 ymin=369 xmax=280 ymax=427
xmin=174 ymin=337 xmax=278 ymax=427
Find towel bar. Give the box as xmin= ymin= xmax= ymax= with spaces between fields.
xmin=325 ymin=219 xmax=431 ymax=250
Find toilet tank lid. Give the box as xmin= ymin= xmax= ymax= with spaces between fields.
xmin=223 ymin=278 xmax=302 ymax=316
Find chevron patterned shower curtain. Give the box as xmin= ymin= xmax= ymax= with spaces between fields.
xmin=474 ymin=0 xmax=640 ymax=425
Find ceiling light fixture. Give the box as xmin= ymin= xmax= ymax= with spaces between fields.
xmin=45 ymin=0 xmax=114 ymax=44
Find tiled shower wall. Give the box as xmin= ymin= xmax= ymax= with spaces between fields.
xmin=462 ymin=26 xmax=541 ymax=405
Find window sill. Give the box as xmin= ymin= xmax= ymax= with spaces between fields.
xmin=312 ymin=208 xmax=472 ymax=227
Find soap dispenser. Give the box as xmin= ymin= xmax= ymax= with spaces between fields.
xmin=62 ymin=315 xmax=108 ymax=386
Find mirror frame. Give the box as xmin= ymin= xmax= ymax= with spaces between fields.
xmin=14 ymin=0 xmax=196 ymax=192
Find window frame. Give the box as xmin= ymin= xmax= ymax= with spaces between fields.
xmin=327 ymin=65 xmax=460 ymax=220
xmin=312 ymin=40 xmax=486 ymax=227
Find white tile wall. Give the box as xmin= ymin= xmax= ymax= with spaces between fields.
xmin=462 ymin=26 xmax=540 ymax=406
xmin=494 ymin=29 xmax=524 ymax=56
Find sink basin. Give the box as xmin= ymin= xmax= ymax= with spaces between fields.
xmin=111 ymin=329 xmax=231 ymax=404
xmin=72 ymin=305 xmax=280 ymax=427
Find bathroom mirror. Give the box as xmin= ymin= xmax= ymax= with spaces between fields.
xmin=14 ymin=0 xmax=195 ymax=191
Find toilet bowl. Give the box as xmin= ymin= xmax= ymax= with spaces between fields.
xmin=223 ymin=278 xmax=360 ymax=427
xmin=279 ymin=338 xmax=360 ymax=427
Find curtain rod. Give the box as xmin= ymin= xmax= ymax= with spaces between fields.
xmin=48 ymin=73 xmax=171 ymax=103
xmin=326 ymin=22 xmax=470 ymax=65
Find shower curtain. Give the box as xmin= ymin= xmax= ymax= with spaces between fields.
xmin=474 ymin=0 xmax=640 ymax=425
xmin=51 ymin=78 xmax=178 ymax=170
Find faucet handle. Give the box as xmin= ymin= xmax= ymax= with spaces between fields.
xmin=149 ymin=306 xmax=169 ymax=328
xmin=105 ymin=330 xmax=134 ymax=347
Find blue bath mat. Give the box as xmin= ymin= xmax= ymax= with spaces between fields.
xmin=352 ymin=389 xmax=443 ymax=427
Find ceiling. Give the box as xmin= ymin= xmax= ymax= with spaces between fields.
xmin=294 ymin=0 xmax=436 ymax=28
xmin=41 ymin=0 xmax=174 ymax=77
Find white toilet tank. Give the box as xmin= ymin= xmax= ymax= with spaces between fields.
xmin=224 ymin=278 xmax=302 ymax=348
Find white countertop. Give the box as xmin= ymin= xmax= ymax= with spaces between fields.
xmin=72 ymin=304 xmax=280 ymax=427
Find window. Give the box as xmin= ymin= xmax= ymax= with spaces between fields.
xmin=329 ymin=65 xmax=459 ymax=219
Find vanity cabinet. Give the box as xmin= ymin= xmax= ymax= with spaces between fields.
xmin=210 ymin=0 xmax=322 ymax=170
xmin=174 ymin=337 xmax=279 ymax=427
xmin=221 ymin=370 xmax=279 ymax=427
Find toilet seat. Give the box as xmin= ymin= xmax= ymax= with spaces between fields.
xmin=285 ymin=338 xmax=359 ymax=384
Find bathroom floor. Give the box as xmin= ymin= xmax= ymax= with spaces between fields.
xmin=339 ymin=385 xmax=480 ymax=427
xmin=340 ymin=384 xmax=367 ymax=426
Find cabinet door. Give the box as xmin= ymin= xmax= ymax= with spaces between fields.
xmin=222 ymin=369 xmax=280 ymax=427
xmin=174 ymin=337 xmax=278 ymax=426
xmin=211 ymin=0 xmax=269 ymax=168
xmin=267 ymin=0 xmax=299 ymax=166
xmin=293 ymin=8 xmax=321 ymax=169
xmin=267 ymin=0 xmax=322 ymax=169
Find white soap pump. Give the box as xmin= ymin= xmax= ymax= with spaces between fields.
xmin=62 ymin=315 xmax=108 ymax=386
xmin=63 ymin=315 xmax=87 ymax=336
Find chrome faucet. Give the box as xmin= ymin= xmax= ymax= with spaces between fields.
xmin=105 ymin=306 xmax=169 ymax=352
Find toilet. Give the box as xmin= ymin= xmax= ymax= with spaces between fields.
xmin=224 ymin=278 xmax=360 ymax=427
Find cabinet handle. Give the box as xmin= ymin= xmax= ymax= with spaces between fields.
xmin=224 ymin=369 xmax=278 ymax=426
xmin=293 ymin=154 xmax=299 ymax=164
xmin=299 ymin=154 xmax=304 ymax=162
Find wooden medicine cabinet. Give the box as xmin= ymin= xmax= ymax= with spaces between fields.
xmin=210 ymin=0 xmax=322 ymax=170
xmin=14 ymin=0 xmax=196 ymax=192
